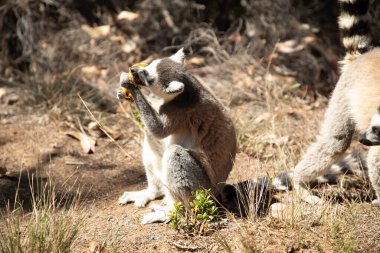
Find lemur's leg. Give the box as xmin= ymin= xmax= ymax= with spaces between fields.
xmin=118 ymin=135 xmax=164 ymax=207
xmin=164 ymin=145 xmax=212 ymax=205
xmin=366 ymin=146 xmax=380 ymax=206
xmin=293 ymin=88 xmax=355 ymax=203
xmin=141 ymin=144 xmax=212 ymax=224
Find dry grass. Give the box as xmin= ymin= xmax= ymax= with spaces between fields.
xmin=216 ymin=186 xmax=363 ymax=252
xmin=0 ymin=174 xmax=83 ymax=253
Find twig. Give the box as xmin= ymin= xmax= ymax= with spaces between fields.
xmin=0 ymin=76 xmax=24 ymax=88
xmin=65 ymin=161 xmax=91 ymax=166
xmin=171 ymin=241 xmax=201 ymax=252
xmin=78 ymin=94 xmax=133 ymax=159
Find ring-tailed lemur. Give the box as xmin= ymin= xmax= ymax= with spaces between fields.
xmin=293 ymin=0 xmax=380 ymax=206
xmin=116 ymin=49 xmax=237 ymax=224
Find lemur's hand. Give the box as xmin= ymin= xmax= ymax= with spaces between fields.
xmin=120 ymin=72 xmax=137 ymax=91
xmin=116 ymin=87 xmax=128 ymax=100
xmin=117 ymin=72 xmax=138 ymax=101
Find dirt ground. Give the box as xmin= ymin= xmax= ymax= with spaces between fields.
xmin=1 ymin=72 xmax=380 ymax=252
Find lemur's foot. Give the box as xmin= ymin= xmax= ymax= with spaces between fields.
xmin=116 ymin=87 xmax=127 ymax=100
xmin=141 ymin=204 xmax=172 ymax=224
xmin=372 ymin=199 xmax=380 ymax=207
xmin=162 ymin=195 xmax=174 ymax=206
xmin=296 ymin=187 xmax=324 ymax=205
xmin=304 ymin=195 xmax=324 ymax=205
xmin=118 ymin=190 xmax=156 ymax=208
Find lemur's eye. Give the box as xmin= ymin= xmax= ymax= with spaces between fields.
xmin=372 ymin=126 xmax=380 ymax=136
xmin=147 ymin=76 xmax=155 ymax=85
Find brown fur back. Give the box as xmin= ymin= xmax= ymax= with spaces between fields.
xmin=344 ymin=49 xmax=380 ymax=131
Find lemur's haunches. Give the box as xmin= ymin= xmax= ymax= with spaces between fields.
xmin=117 ymin=49 xmax=237 ymax=223
xmin=293 ymin=0 xmax=380 ymax=206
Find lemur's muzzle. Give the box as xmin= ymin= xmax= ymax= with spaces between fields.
xmin=359 ymin=132 xmax=380 ymax=146
xmin=130 ymin=66 xmax=150 ymax=86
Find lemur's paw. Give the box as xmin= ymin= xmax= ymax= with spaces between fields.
xmin=141 ymin=204 xmax=172 ymax=224
xmin=120 ymin=72 xmax=130 ymax=84
xmin=162 ymin=195 xmax=174 ymax=206
xmin=116 ymin=87 xmax=127 ymax=100
xmin=296 ymin=187 xmax=324 ymax=205
xmin=118 ymin=191 xmax=151 ymax=208
xmin=372 ymin=199 xmax=380 ymax=207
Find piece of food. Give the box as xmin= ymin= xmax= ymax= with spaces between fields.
xmin=120 ymin=62 xmax=148 ymax=101
xmin=128 ymin=62 xmax=148 ymax=85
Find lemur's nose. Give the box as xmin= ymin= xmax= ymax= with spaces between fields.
xmin=130 ymin=66 xmax=139 ymax=75
xmin=359 ymin=133 xmax=373 ymax=146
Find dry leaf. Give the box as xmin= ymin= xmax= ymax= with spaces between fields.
xmin=66 ymin=131 xmax=96 ymax=154
xmin=187 ymin=57 xmax=205 ymax=66
xmin=88 ymin=121 xmax=99 ymax=131
xmin=277 ymin=36 xmax=315 ymax=54
xmin=0 ymin=88 xmax=8 ymax=99
xmin=121 ymin=40 xmax=137 ymax=53
xmin=110 ymin=35 xmax=124 ymax=42
xmin=81 ymin=25 xmax=110 ymax=39
xmin=88 ymin=121 xmax=123 ymax=140
xmin=88 ymin=122 xmax=102 ymax=138
xmin=117 ymin=11 xmax=139 ymax=21
xmin=108 ymin=129 xmax=123 ymax=140
xmin=81 ymin=66 xmax=102 ymax=76
xmin=0 ymin=119 xmax=9 ymax=124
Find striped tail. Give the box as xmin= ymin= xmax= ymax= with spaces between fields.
xmin=338 ymin=0 xmax=373 ymax=67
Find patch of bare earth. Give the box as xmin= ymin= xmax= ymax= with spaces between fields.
xmin=1 ymin=59 xmax=380 ymax=252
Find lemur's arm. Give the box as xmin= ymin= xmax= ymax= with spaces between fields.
xmin=120 ymin=77 xmax=177 ymax=139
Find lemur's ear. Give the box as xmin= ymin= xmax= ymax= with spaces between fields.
xmin=166 ymin=81 xmax=184 ymax=94
xmin=169 ymin=48 xmax=185 ymax=65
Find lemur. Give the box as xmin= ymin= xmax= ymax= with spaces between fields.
xmin=292 ymin=0 xmax=380 ymax=206
xmin=116 ymin=49 xmax=237 ymax=224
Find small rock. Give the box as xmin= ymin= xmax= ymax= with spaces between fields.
xmin=269 ymin=203 xmax=290 ymax=219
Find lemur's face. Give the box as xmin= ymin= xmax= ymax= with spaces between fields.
xmin=130 ymin=48 xmax=186 ymax=101
xmin=359 ymin=108 xmax=380 ymax=146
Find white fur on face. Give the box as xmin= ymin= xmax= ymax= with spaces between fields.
xmin=140 ymin=51 xmax=186 ymax=102
xmin=143 ymin=59 xmax=161 ymax=79
xmin=371 ymin=113 xmax=380 ymax=127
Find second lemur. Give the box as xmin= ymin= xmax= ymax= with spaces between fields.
xmin=293 ymin=0 xmax=380 ymax=206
